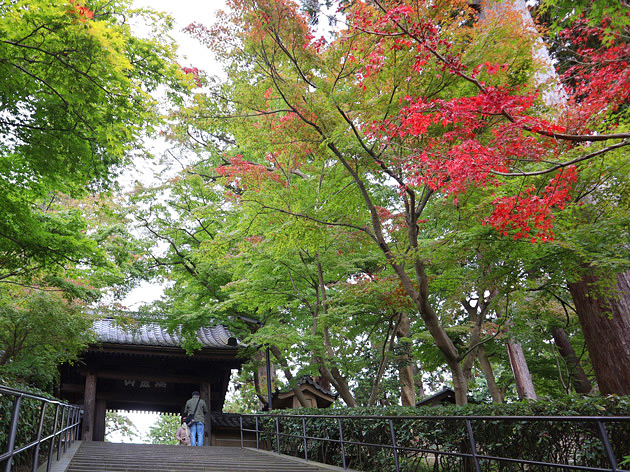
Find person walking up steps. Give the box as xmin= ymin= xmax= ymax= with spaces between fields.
xmin=184 ymin=391 xmax=208 ymax=446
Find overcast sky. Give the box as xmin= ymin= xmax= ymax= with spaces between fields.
xmin=133 ymin=0 xmax=227 ymax=73
xmin=133 ymin=0 xmax=226 ymax=70
xmin=109 ymin=1 xmax=231 ymax=440
xmin=119 ymin=0 xmax=228 ymax=311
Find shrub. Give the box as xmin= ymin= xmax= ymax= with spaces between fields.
xmin=255 ymin=396 xmax=630 ymax=471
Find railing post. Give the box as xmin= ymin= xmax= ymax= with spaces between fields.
xmin=67 ymin=408 xmax=74 ymax=445
xmin=69 ymin=408 xmax=75 ymax=444
xmin=56 ymin=406 xmax=66 ymax=461
xmin=4 ymin=394 xmax=23 ymax=472
xmin=63 ymin=405 xmax=71 ymax=453
xmin=302 ymin=417 xmax=308 ymax=462
xmin=46 ymin=404 xmax=60 ymax=472
xmin=597 ymin=421 xmax=619 ymax=472
xmin=389 ymin=419 xmax=400 ymax=472
xmin=71 ymin=408 xmax=79 ymax=442
xmin=31 ymin=402 xmax=48 ymax=472
xmin=275 ymin=417 xmax=280 ymax=454
xmin=240 ymin=416 xmax=244 ymax=448
xmin=76 ymin=407 xmax=82 ymax=441
xmin=465 ymin=419 xmax=482 ymax=472
xmin=255 ymin=416 xmax=259 ymax=450
xmin=337 ymin=417 xmax=347 ymax=470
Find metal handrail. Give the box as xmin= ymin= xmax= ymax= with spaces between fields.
xmin=238 ymin=412 xmax=630 ymax=472
xmin=0 ymin=385 xmax=82 ymax=472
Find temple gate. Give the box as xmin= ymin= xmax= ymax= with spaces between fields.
xmin=57 ymin=319 xmax=242 ymax=442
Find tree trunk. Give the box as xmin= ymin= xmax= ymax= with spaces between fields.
xmin=313 ymin=376 xmax=331 ymax=391
xmin=318 ymin=364 xmax=356 ymax=407
xmin=253 ymin=369 xmax=269 ymax=408
xmin=413 ymin=365 xmax=425 ymax=398
xmin=270 ymin=345 xmax=310 ymax=407
xmin=316 ymin=259 xmax=357 ymax=407
xmin=399 ymin=363 xmax=416 ymax=406
xmin=396 ymin=313 xmax=416 ymax=406
xmin=506 ymin=341 xmax=537 ymax=400
xmin=367 ymin=350 xmax=389 ymax=407
xmin=368 ymin=314 xmax=398 ymax=407
xmin=550 ymin=326 xmax=593 ymax=394
xmin=568 ymin=269 xmax=630 ymax=395
xmin=253 ymin=351 xmax=272 ymax=408
xmin=478 ymin=345 xmax=503 ymax=403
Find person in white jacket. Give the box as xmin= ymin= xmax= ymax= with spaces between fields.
xmin=175 ymin=418 xmax=190 ymax=446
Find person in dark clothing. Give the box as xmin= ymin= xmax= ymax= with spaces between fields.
xmin=184 ymin=391 xmax=208 ymax=446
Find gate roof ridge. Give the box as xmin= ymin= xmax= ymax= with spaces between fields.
xmin=92 ymin=319 xmax=238 ymax=349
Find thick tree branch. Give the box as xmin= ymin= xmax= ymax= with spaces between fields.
xmin=491 ymin=140 xmax=630 ymax=177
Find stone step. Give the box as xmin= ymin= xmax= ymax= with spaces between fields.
xmin=65 ymin=443 xmax=330 ymax=471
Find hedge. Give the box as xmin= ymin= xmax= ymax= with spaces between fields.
xmin=255 ymin=396 xmax=630 ymax=472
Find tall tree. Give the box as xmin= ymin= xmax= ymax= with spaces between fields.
xmin=533 ymin=0 xmax=630 ymax=394
xmin=178 ymin=0 xmax=576 ymax=403
xmin=137 ymin=0 xmax=630 ymax=404
xmin=0 ymin=0 xmax=186 ymax=287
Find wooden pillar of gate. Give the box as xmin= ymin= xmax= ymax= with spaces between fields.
xmin=200 ymin=382 xmax=211 ymax=446
xmin=82 ymin=372 xmax=97 ymax=440
xmin=93 ymin=399 xmax=107 ymax=441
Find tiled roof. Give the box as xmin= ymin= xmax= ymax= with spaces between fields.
xmin=275 ymin=375 xmax=338 ymax=399
xmin=297 ymin=375 xmax=338 ymax=398
xmin=415 ymin=387 xmax=479 ymax=406
xmin=211 ymin=413 xmax=255 ymax=429
xmin=93 ymin=319 xmax=238 ymax=349
xmin=415 ymin=387 xmax=455 ymax=406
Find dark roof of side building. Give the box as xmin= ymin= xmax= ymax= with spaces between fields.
xmin=415 ymin=387 xmax=479 ymax=406
xmin=271 ymin=375 xmax=339 ymax=400
xmin=292 ymin=375 xmax=339 ymax=398
xmin=416 ymin=387 xmax=456 ymax=406
xmin=92 ymin=319 xmax=238 ymax=349
xmin=211 ymin=412 xmax=255 ymax=429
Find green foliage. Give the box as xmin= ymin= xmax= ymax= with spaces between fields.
xmin=536 ymin=0 xmax=630 ymax=42
xmin=0 ymin=0 xmax=184 ymax=394
xmin=105 ymin=411 xmax=138 ymax=442
xmin=147 ymin=414 xmax=181 ymax=445
xmin=224 ymin=370 xmax=267 ymax=414
xmin=0 ymin=0 xmax=187 ymax=288
xmin=265 ymin=396 xmax=630 ymax=471
xmin=133 ymin=0 xmax=628 ymax=407
xmin=0 ymin=286 xmax=95 ymax=388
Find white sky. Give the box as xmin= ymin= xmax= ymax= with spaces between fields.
xmin=132 ymin=0 xmax=226 ymax=73
xmin=121 ymin=0 xmax=226 ymax=310
xmin=111 ymin=0 xmax=228 ymax=441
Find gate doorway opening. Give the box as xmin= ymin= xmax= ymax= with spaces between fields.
xmin=105 ymin=410 xmax=178 ymax=444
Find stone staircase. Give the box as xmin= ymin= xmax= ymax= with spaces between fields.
xmin=64 ymin=442 xmax=332 ymax=471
